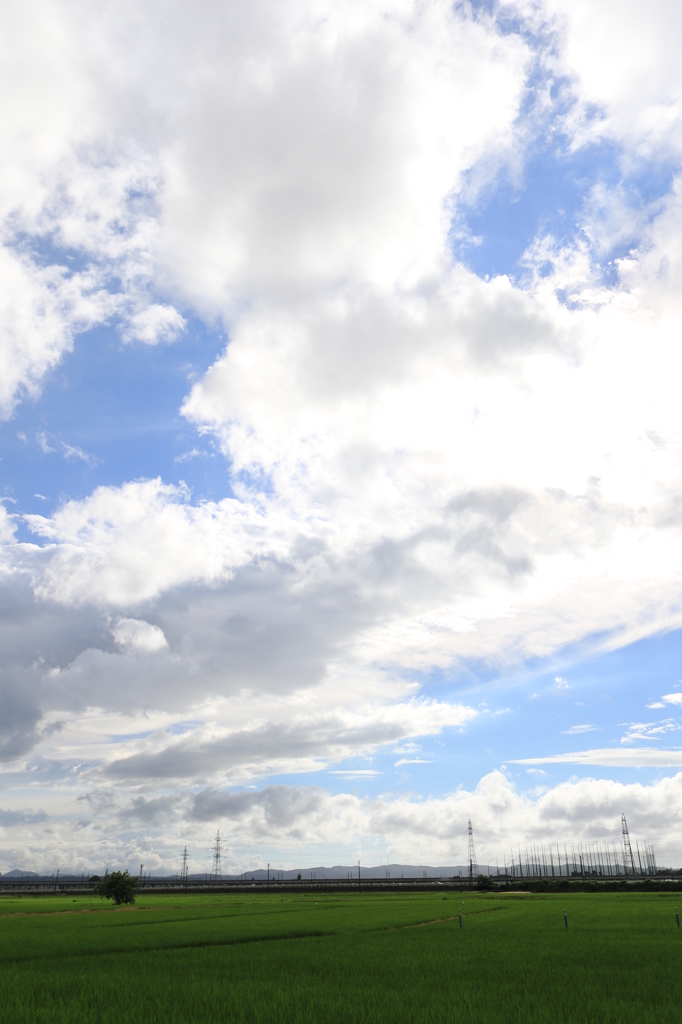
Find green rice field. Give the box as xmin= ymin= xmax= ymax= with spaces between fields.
xmin=0 ymin=890 xmax=680 ymax=1022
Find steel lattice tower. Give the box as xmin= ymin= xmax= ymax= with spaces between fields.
xmin=211 ymin=831 xmax=222 ymax=880
xmin=621 ymin=813 xmax=636 ymax=876
xmin=467 ymin=819 xmax=478 ymax=888
xmin=181 ymin=845 xmax=189 ymax=885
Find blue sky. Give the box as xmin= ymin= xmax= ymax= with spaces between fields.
xmin=3 ymin=319 xmax=224 ymax=523
xmin=2 ymin=0 xmax=682 ymax=875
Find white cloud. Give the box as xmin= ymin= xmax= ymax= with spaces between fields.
xmin=153 ymin=0 xmax=528 ymax=305
xmin=120 ymin=304 xmax=186 ymax=346
xmin=174 ymin=448 xmax=209 ymax=464
xmin=110 ymin=617 xmax=167 ymax=653
xmin=526 ymin=0 xmax=682 ymax=152
xmin=328 ymin=770 xmax=381 ymax=779
xmin=5 ymin=0 xmax=682 ymax=871
xmin=661 ymin=693 xmax=682 ymax=706
xmin=99 ymin=698 xmax=477 ymax=783
xmin=6 ymin=769 xmax=682 ymax=873
xmin=0 ymin=158 xmax=160 ymax=418
xmin=60 ymin=442 xmax=98 ymax=467
xmin=24 ymin=479 xmax=274 ymax=606
xmin=514 ymin=748 xmax=682 ymax=767
xmin=621 ymin=720 xmax=679 ymax=744
xmin=6 ymin=0 xmax=682 ymax=678
xmin=561 ymin=724 xmax=596 ymax=735
xmin=36 ymin=433 xmax=55 ymax=454
xmin=0 ymin=0 xmax=529 ymax=417
xmin=0 ymin=505 xmax=16 ymax=545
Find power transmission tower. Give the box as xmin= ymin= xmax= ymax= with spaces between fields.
xmin=211 ymin=831 xmax=222 ymax=880
xmin=467 ymin=819 xmax=478 ymax=889
xmin=621 ymin=813 xmax=636 ymax=876
xmin=181 ymin=846 xmax=189 ymax=887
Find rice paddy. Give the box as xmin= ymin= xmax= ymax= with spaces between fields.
xmin=0 ymin=890 xmax=679 ymax=1022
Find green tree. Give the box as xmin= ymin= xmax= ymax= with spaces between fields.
xmin=94 ymin=870 xmax=138 ymax=905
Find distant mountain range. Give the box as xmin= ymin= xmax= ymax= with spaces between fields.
xmin=214 ymin=864 xmax=491 ymax=881
xmin=2 ymin=863 xmax=496 ymax=881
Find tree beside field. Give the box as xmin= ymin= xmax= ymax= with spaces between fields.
xmin=94 ymin=871 xmax=138 ymax=905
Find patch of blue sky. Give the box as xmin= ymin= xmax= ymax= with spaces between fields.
xmin=468 ymin=0 xmax=535 ymax=40
xmin=2 ymin=316 xmax=231 ymax=539
xmin=420 ymin=624 xmax=682 ymax=711
xmin=456 ymin=137 xmax=621 ymax=280
xmin=457 ymin=131 xmax=678 ymax=287
xmin=9 ymin=230 xmax=94 ymax=277
xmin=166 ymin=720 xmax=204 ymax=736
xmin=453 ymin=6 xmax=680 ymax=290
xmin=267 ymin=628 xmax=682 ymax=799
xmin=106 ymin=729 xmax=156 ymax=743
xmin=455 ymin=629 xmax=682 ymax=785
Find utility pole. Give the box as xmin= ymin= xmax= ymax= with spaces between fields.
xmin=467 ymin=820 xmax=478 ymax=889
xmin=181 ymin=846 xmax=189 ymax=890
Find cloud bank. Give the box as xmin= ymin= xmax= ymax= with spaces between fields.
xmin=1 ymin=0 xmax=682 ymax=870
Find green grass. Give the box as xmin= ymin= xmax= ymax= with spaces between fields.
xmin=0 ymin=891 xmax=680 ymax=1022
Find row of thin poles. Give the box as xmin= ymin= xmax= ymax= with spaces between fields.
xmin=500 ymin=841 xmax=657 ymax=879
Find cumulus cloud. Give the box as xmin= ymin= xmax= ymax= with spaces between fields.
xmin=2 ymin=765 xmax=681 ymax=874
xmin=3 ymin=0 xmax=682 ymax=871
xmin=120 ymin=304 xmax=186 ymax=345
xmin=183 ymin=769 xmax=682 ymax=867
xmin=6 ymin=0 xmax=682 ymax=676
xmin=110 ymin=617 xmax=167 ymax=653
xmin=0 ymin=505 xmax=16 ymax=545
xmin=525 ymin=0 xmax=682 ymax=152
xmin=152 ymin=0 xmax=528 ymax=305
xmin=0 ymin=0 xmax=529 ymax=417
xmin=24 ymin=479 xmax=273 ymax=606
xmin=0 ymin=246 xmax=114 ymax=419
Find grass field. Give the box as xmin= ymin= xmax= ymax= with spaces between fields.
xmin=0 ymin=890 xmax=680 ymax=1022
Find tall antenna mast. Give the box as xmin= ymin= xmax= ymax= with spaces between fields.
xmin=181 ymin=846 xmax=189 ymax=886
xmin=211 ymin=831 xmax=222 ymax=880
xmin=467 ymin=819 xmax=478 ymax=888
xmin=621 ymin=813 xmax=636 ymax=876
